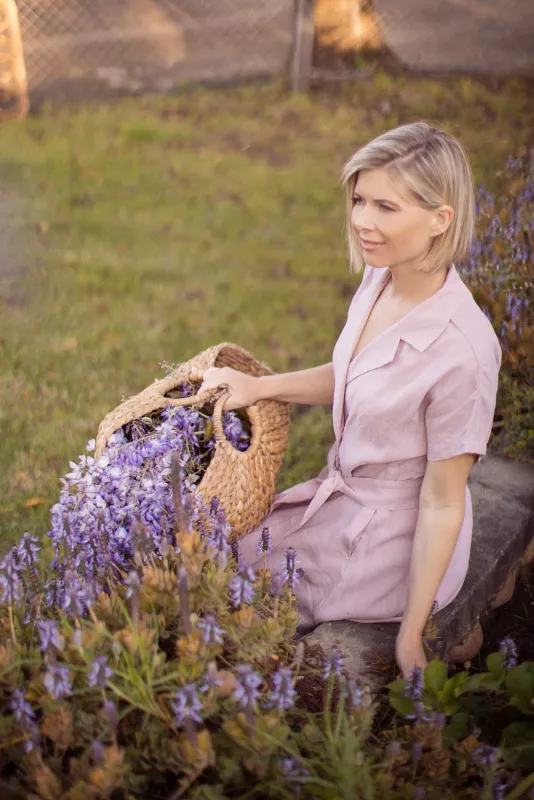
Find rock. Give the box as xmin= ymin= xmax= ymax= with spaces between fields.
xmin=489 ymin=564 xmax=519 ymax=609
xmin=448 ymin=621 xmax=484 ymax=663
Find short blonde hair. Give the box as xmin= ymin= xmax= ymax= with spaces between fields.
xmin=341 ymin=122 xmax=476 ymax=274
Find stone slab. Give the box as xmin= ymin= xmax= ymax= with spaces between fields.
xmin=302 ymin=455 xmax=534 ymax=692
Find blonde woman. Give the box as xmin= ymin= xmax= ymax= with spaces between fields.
xmin=199 ymin=122 xmax=502 ymax=679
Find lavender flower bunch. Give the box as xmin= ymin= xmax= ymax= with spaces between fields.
xmin=42 ymin=378 xmax=251 ymax=607
xmin=457 ymin=155 xmax=533 ymax=349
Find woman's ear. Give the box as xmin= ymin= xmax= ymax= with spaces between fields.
xmin=430 ymin=205 xmax=454 ymax=238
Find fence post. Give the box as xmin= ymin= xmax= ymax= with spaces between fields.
xmin=0 ymin=0 xmax=29 ymax=121
xmin=291 ymin=0 xmax=315 ymax=92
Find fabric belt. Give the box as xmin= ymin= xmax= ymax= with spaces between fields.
xmin=299 ymin=466 xmax=423 ymax=528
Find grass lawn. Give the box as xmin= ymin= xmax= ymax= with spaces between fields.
xmin=1 ymin=73 xmax=533 ymax=555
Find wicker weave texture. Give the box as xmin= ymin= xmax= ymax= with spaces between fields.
xmin=95 ymin=342 xmax=291 ymax=540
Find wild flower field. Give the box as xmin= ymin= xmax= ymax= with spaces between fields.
xmin=0 ymin=71 xmax=533 ymax=797
xmin=0 ymin=73 xmax=533 ymax=554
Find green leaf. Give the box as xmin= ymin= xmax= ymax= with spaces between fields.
xmin=506 ymin=662 xmax=534 ymax=715
xmin=386 ymin=678 xmax=407 ymax=695
xmin=442 ymin=712 xmax=469 ymax=746
xmin=486 ymin=651 xmax=505 ymax=676
xmin=501 ymin=721 xmax=534 ymax=769
xmin=389 ymin=694 xmax=415 ymax=716
xmin=424 ymin=659 xmax=448 ymax=693
xmin=478 ymin=673 xmax=505 ymax=691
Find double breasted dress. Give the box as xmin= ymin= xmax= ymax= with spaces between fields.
xmin=237 ymin=263 xmax=502 ymax=635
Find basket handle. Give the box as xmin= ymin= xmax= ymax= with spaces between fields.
xmin=94 ymin=368 xmax=259 ymax=458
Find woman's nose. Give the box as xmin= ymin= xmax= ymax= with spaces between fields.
xmin=352 ymin=204 xmax=375 ymax=232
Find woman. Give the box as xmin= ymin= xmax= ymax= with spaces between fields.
xmin=198 ymin=122 xmax=502 ymax=679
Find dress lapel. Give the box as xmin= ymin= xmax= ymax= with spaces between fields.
xmin=332 ymin=264 xmax=468 ymax=449
xmin=332 ymin=267 xmax=391 ymax=445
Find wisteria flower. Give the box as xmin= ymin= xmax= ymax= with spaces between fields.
xmin=0 ymin=553 xmax=23 ymax=605
xmin=44 ymin=664 xmax=72 ymax=700
xmin=38 ymin=620 xmax=64 ymax=653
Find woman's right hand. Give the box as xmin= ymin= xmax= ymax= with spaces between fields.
xmin=197 ymin=366 xmax=261 ymax=412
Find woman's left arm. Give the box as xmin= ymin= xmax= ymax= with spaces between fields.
xmin=396 ymin=453 xmax=477 ymax=678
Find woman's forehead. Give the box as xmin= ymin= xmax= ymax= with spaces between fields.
xmin=355 ymin=168 xmax=412 ymax=204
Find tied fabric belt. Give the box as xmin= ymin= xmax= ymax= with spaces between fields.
xmin=298 ymin=466 xmax=423 ymax=528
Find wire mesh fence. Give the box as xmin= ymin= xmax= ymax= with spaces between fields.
xmin=13 ymin=0 xmax=295 ymax=104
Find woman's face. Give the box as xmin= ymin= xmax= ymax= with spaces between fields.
xmin=350 ymin=167 xmax=447 ymax=270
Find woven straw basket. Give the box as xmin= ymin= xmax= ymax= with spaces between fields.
xmin=94 ymin=342 xmax=291 ymax=540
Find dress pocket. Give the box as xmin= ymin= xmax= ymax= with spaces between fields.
xmin=346 ymin=505 xmax=377 ymax=558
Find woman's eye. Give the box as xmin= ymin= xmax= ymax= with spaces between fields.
xmin=352 ymin=196 xmax=392 ymax=211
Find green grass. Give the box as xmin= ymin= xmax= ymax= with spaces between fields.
xmin=1 ymin=74 xmax=533 ymax=554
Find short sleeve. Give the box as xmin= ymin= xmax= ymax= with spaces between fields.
xmin=425 ymin=347 xmax=500 ymax=464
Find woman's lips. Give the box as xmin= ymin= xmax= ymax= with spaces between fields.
xmin=361 ymin=239 xmax=384 ymax=250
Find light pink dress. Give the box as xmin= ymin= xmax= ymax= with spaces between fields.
xmin=237 ymin=263 xmax=502 ymax=635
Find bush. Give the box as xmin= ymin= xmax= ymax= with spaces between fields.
xmin=458 ymin=155 xmax=534 ymax=463
xmin=2 ymin=467 xmax=534 ymax=798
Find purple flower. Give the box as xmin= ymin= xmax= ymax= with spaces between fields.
xmin=404 ymin=666 xmax=424 ymax=701
xmin=323 ymin=647 xmax=344 ymax=681
xmin=196 ymin=613 xmax=225 ymax=646
xmin=230 ymin=539 xmax=240 ymax=564
xmin=279 ymin=757 xmax=311 ymax=796
xmin=257 ymin=527 xmax=273 ymax=556
xmin=90 ymin=739 xmax=105 ymax=765
xmin=44 ymin=664 xmax=72 ymax=700
xmin=103 ymin=698 xmax=118 ymax=735
xmin=87 ymin=655 xmax=113 ymax=688
xmin=0 ymin=552 xmax=23 ymax=604
xmin=347 ymin=679 xmax=363 ymax=708
xmin=38 ymin=620 xmax=64 ymax=653
xmin=10 ymin=688 xmax=35 ymax=725
xmin=229 ymin=563 xmax=256 ymax=608
xmin=405 ymin=699 xmax=431 ymax=723
xmin=492 ymin=775 xmax=508 ymax=800
xmin=172 ymin=684 xmax=204 ymax=727
xmin=16 ymin=533 xmax=41 ymax=567
xmin=10 ymin=689 xmax=40 ymax=753
xmin=432 ymin=710 xmax=446 ymax=729
xmin=233 ymin=664 xmax=263 ymax=711
xmin=499 ymin=637 xmax=518 ymax=669
xmin=265 ymin=666 xmax=297 ymax=711
xmin=124 ymin=570 xmax=141 ymax=598
xmin=270 ymin=571 xmax=285 ymax=597
xmin=386 ymin=740 xmax=402 ymax=758
xmin=280 ymin=547 xmax=302 ymax=589
xmin=472 ymin=745 xmax=500 ymax=769
xmin=199 ymin=662 xmax=224 ymax=693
